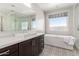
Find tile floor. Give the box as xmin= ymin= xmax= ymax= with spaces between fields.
xmin=40 ymin=45 xmax=79 ymax=56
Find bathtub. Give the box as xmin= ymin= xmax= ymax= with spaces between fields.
xmin=44 ymin=34 xmax=76 ymax=50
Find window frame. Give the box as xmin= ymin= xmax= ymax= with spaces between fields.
xmin=48 ymin=13 xmax=68 ymax=31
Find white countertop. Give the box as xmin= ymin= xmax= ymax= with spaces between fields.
xmin=0 ymin=32 xmax=44 ymax=49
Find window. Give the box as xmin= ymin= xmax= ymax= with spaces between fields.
xmin=48 ymin=12 xmax=68 ymax=32
xmin=31 ymin=18 xmax=37 ymax=29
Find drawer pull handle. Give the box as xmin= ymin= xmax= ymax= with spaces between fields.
xmin=0 ymin=50 xmax=10 ymax=56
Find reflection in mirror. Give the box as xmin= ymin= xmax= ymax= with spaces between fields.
xmin=2 ymin=14 xmax=16 ymax=32
xmin=0 ymin=3 xmax=36 ymax=32
xmin=0 ymin=14 xmax=37 ymax=32
xmin=31 ymin=17 xmax=37 ymax=30
xmin=15 ymin=17 xmax=29 ymax=32
xmin=1 ymin=13 xmax=29 ymax=32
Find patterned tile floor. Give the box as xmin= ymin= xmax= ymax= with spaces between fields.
xmin=40 ymin=45 xmax=79 ymax=56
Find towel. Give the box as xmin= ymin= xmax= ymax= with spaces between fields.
xmin=64 ymin=36 xmax=76 ymax=46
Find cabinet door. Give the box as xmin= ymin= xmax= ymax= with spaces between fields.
xmin=32 ymin=38 xmax=39 ymax=56
xmin=0 ymin=44 xmax=18 ymax=56
xmin=32 ymin=35 xmax=44 ymax=56
xmin=10 ymin=52 xmax=18 ymax=56
xmin=38 ymin=35 xmax=44 ymax=54
xmin=19 ymin=40 xmax=32 ymax=56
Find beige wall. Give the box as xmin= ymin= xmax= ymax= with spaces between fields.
xmin=74 ymin=4 xmax=79 ymax=49
xmin=32 ymin=4 xmax=45 ymax=33
xmin=35 ymin=11 xmax=45 ymax=32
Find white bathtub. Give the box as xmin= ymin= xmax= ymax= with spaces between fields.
xmin=44 ymin=34 xmax=76 ymax=50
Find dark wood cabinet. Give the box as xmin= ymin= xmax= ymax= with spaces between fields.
xmin=39 ymin=35 xmax=44 ymax=53
xmin=38 ymin=35 xmax=44 ymax=54
xmin=0 ymin=35 xmax=44 ymax=56
xmin=32 ymin=38 xmax=39 ymax=56
xmin=10 ymin=52 xmax=18 ymax=56
xmin=19 ymin=40 xmax=33 ymax=56
xmin=32 ymin=35 xmax=44 ymax=56
xmin=0 ymin=44 xmax=18 ymax=56
xmin=19 ymin=35 xmax=44 ymax=56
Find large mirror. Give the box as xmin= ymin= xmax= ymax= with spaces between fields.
xmin=0 ymin=14 xmax=36 ymax=32
xmin=0 ymin=3 xmax=36 ymax=32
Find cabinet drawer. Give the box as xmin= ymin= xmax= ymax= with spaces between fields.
xmin=0 ymin=44 xmax=18 ymax=56
xmin=10 ymin=52 xmax=18 ymax=56
xmin=19 ymin=40 xmax=32 ymax=46
xmin=38 ymin=35 xmax=44 ymax=39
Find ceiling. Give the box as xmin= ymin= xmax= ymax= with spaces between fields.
xmin=36 ymin=3 xmax=76 ymax=11
xmin=0 ymin=3 xmax=35 ymax=16
xmin=0 ymin=3 xmax=76 ymax=16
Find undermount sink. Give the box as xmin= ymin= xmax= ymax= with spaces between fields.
xmin=14 ymin=31 xmax=38 ymax=39
xmin=24 ymin=32 xmax=37 ymax=38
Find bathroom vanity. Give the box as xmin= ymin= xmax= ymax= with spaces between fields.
xmin=0 ymin=33 xmax=44 ymax=56
xmin=19 ymin=35 xmax=44 ymax=56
